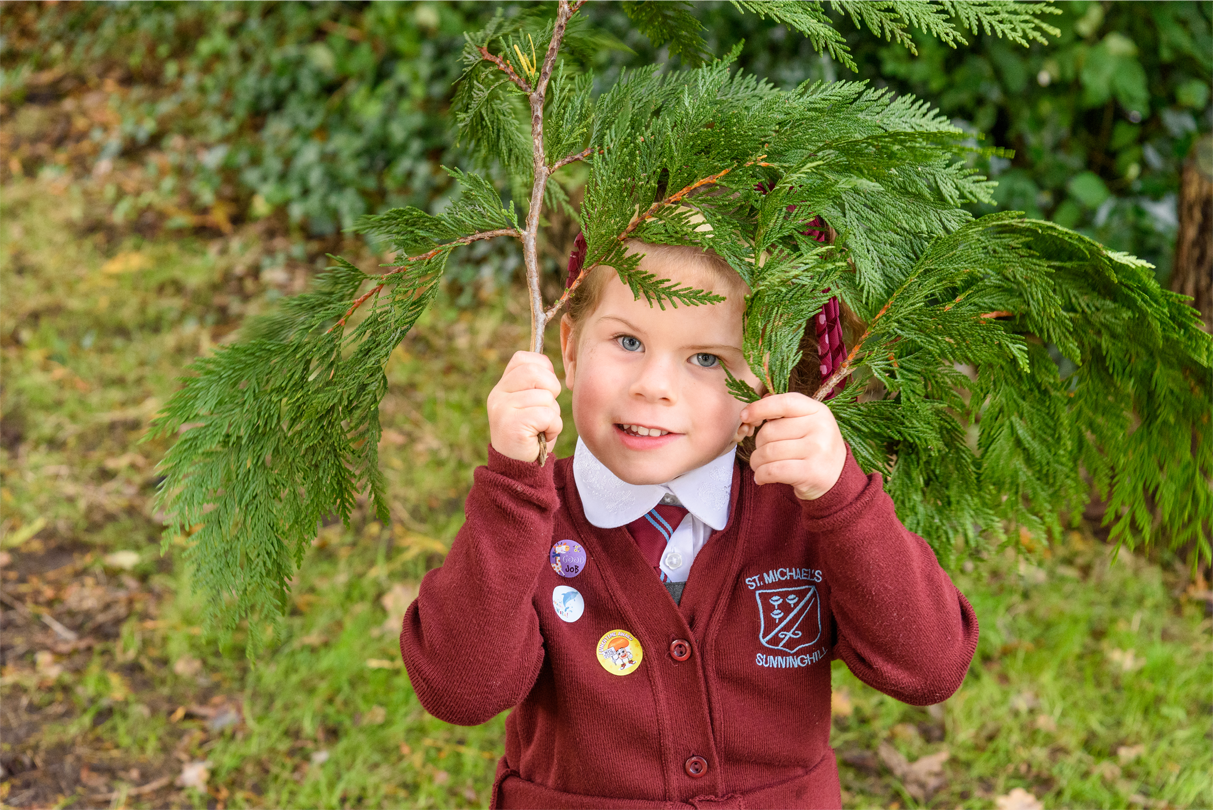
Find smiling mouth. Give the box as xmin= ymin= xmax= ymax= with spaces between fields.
xmin=617 ymin=423 xmax=673 ymax=438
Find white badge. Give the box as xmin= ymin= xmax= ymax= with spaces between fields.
xmin=552 ymin=585 xmax=585 ymax=623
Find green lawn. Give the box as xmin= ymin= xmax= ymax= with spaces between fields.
xmin=2 ymin=172 xmax=1210 ymax=809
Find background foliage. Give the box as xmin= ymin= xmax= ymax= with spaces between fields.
xmin=4 ymin=2 xmax=1209 ymax=283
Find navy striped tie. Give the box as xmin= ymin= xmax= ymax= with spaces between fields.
xmin=626 ymin=504 xmax=689 ymax=581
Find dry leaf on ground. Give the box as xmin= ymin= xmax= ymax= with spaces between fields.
xmin=995 ymin=787 xmax=1044 ymax=810
xmin=172 ymin=655 xmax=201 ymax=678
xmin=103 ymin=550 xmax=140 ymax=570
xmin=176 ymin=760 xmax=210 ymax=791
xmin=1118 ymin=744 xmax=1146 ymax=764
xmin=378 ymin=582 xmax=419 ymax=635
xmin=876 ymin=741 xmax=950 ymax=801
xmin=1108 ymin=647 xmax=1146 ymax=672
xmin=34 ymin=651 xmax=63 ymax=679
xmin=830 ymin=688 xmax=853 ymax=717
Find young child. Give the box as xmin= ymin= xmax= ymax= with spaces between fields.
xmin=400 ymin=239 xmax=979 ymax=809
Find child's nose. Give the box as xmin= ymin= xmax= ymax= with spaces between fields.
xmin=629 ymin=355 xmax=677 ymax=403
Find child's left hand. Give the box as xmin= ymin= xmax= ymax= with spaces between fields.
xmin=739 ymin=393 xmax=847 ymax=501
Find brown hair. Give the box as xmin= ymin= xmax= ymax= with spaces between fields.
xmin=565 ymin=241 xmax=748 ymax=328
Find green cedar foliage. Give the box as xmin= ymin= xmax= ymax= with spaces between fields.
xmin=151 ymin=1 xmax=1212 ymax=650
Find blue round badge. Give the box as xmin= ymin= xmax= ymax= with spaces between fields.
xmin=549 ymin=540 xmax=586 ymax=578
xmin=552 ymin=585 xmax=585 ymax=623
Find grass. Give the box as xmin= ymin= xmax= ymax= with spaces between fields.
xmin=1 ymin=170 xmax=1211 ymax=809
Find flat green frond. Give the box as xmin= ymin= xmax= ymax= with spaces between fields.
xmin=622 ymin=1 xmax=712 ymax=66
xmin=732 ymin=1 xmax=856 ymax=71
xmin=149 ymin=252 xmax=450 ymax=656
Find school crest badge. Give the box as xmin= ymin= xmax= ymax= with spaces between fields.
xmin=756 ymin=585 xmax=820 ymax=654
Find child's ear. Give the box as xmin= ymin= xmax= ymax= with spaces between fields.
xmin=559 ymin=314 xmax=577 ymax=391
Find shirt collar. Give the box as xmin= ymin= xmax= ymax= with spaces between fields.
xmin=572 ymin=436 xmax=735 ymax=531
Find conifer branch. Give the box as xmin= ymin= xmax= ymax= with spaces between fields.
xmin=328 ymin=228 xmax=520 ymax=333
xmin=620 ymin=156 xmax=768 ymax=242
xmin=478 ymin=46 xmax=532 ymax=94
xmin=550 ymin=145 xmax=599 ymax=172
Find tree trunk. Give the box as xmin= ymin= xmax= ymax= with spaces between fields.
xmin=1172 ymin=134 xmax=1212 ymax=332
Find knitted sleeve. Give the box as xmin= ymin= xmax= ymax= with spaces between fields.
xmin=799 ymin=445 xmax=980 ymax=706
xmin=399 ymin=445 xmax=560 ymax=726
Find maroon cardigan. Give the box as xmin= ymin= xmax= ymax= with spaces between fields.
xmin=400 ymin=444 xmax=978 ymax=809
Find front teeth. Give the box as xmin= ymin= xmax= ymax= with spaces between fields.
xmin=622 ymin=424 xmax=669 ymax=437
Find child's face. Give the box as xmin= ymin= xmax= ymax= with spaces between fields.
xmin=560 ymin=258 xmax=761 ymax=485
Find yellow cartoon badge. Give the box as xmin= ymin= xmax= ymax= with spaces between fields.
xmin=596 ymin=629 xmax=643 ymax=676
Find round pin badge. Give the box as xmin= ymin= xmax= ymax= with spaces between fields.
xmin=596 ymin=629 xmax=643 ymax=676
xmin=552 ymin=585 xmax=585 ymax=623
xmin=549 ymin=541 xmax=587 ymax=578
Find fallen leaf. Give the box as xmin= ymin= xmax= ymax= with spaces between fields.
xmin=359 ymin=704 xmax=387 ymax=726
xmin=399 ymin=742 xmax=412 ymax=756
xmin=432 ymin=770 xmax=450 ymax=786
xmin=1010 ymin=690 xmax=1039 ymax=713
xmin=830 ymin=688 xmax=853 ymax=718
xmin=1094 ymin=761 xmax=1122 ymax=781
xmin=310 ymin=750 xmax=330 ymax=766
xmin=102 ymin=453 xmax=147 ymax=471
xmin=102 ymin=251 xmax=152 ymax=275
xmin=5 ymin=516 xmax=47 ymax=548
xmin=104 ymin=550 xmax=141 ymax=570
xmin=366 ymin=658 xmax=402 ymax=670
xmin=995 ymin=787 xmax=1043 ymax=810
xmin=79 ymin=765 xmax=107 ymax=789
xmin=379 ymin=583 xmax=419 ymax=635
xmin=107 ymin=671 xmax=130 ymax=701
xmin=176 ymin=760 xmax=210 ymax=791
xmin=170 ymin=706 xmax=186 ymax=723
xmin=1034 ymin=714 xmax=1057 ymax=733
xmin=1108 ymin=648 xmax=1145 ymax=672
xmin=208 ymin=704 xmax=242 ymax=732
xmin=1118 ymin=744 xmax=1146 ymax=764
xmin=172 ymin=656 xmax=202 ymax=678
xmin=0 ymin=551 xmax=11 ymax=568
xmin=877 ymin=742 xmax=950 ymax=801
xmin=34 ymin=651 xmax=63 ymax=680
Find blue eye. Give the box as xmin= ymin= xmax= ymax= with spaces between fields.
xmin=618 ymin=335 xmax=642 ymax=352
xmin=692 ymin=353 xmax=719 ymax=368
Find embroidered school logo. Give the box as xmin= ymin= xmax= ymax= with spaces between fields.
xmin=755 ymin=585 xmax=820 ymax=654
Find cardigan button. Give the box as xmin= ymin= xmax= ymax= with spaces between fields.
xmin=669 ymin=639 xmax=691 ymax=662
xmin=684 ymin=755 xmax=708 ymax=778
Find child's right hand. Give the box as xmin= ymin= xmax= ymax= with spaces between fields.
xmin=487 ymin=351 xmax=564 ymax=463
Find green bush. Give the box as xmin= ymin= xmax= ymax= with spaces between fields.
xmin=4 ymin=1 xmax=1209 ymax=281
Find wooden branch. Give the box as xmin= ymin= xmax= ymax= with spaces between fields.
xmin=551 ymin=145 xmax=599 ymax=172
xmin=478 ymin=45 xmax=531 ymax=93
xmin=90 ymin=776 xmax=175 ymax=801
xmin=327 ymin=228 xmax=520 ymax=333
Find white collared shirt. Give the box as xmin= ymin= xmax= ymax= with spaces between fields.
xmin=572 ymin=437 xmax=735 ymax=583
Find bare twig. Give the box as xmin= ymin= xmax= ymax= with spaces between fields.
xmin=0 ymin=590 xmax=79 ymax=641
xmin=550 ymin=145 xmax=599 ymax=172
xmin=90 ymin=775 xmax=175 ymax=801
xmin=478 ymin=45 xmax=532 ymax=93
xmin=0 ymin=588 xmax=31 ymax=617
xmin=328 ymin=228 xmax=519 ymax=332
xmin=509 ymin=0 xmax=579 ymax=464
